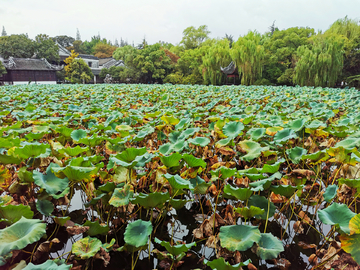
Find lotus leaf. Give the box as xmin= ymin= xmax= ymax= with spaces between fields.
xmin=154 ymin=237 xmax=196 ymax=257
xmin=222 ymin=121 xmax=244 ymax=138
xmin=286 ymin=147 xmax=307 ymax=164
xmin=33 ymin=163 xmax=69 ymax=195
xmin=70 ymin=129 xmax=87 ymax=141
xmin=0 ymin=204 xmax=34 ymax=224
xmin=58 ymin=146 xmax=89 ymax=156
xmin=205 ymin=257 xmax=251 ymax=270
xmin=0 ymin=217 xmax=46 ymax=256
xmin=160 ymin=153 xmax=183 ymax=168
xmin=271 ymin=185 xmax=298 ymax=197
xmin=223 ymin=185 xmax=252 ymax=201
xmin=83 ymin=220 xmax=109 ymax=236
xmin=182 ymin=154 xmax=206 ymax=168
xmin=189 ymin=176 xmax=211 ymax=194
xmin=219 ymin=225 xmax=261 ymax=251
xmin=287 ymin=118 xmax=307 ymax=132
xmin=23 ymin=260 xmax=72 ymax=270
xmin=109 ymin=184 xmax=134 ymax=207
xmin=188 ymin=137 xmax=210 ymax=147
xmin=235 ymin=206 xmax=265 ymax=219
xmin=210 ymin=167 xmax=237 ymax=180
xmin=247 ymin=128 xmax=266 ymax=141
xmin=12 ymin=142 xmax=50 ymax=160
xmin=256 ymin=233 xmax=284 ymax=260
xmin=323 ymin=184 xmax=338 ymax=202
xmin=130 ymin=192 xmax=170 ymax=209
xmin=124 ymin=219 xmax=153 ymax=247
xmin=238 ymin=140 xmax=269 ymax=161
xmin=51 ymin=165 xmax=98 ymax=182
xmin=340 ymin=214 xmax=360 ymax=264
xmin=36 ymin=199 xmax=54 ymax=216
xmin=273 ymin=128 xmax=297 ymax=143
xmin=163 ymin=173 xmax=190 ymax=190
xmin=110 ymin=147 xmax=147 ymax=168
xmin=248 ymin=195 xmax=276 ymax=220
xmin=72 ymin=236 xmax=102 ymax=259
xmin=318 ymin=203 xmax=356 ymax=234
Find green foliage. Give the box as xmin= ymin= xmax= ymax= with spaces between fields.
xmin=0 ymin=60 xmax=6 ymax=76
xmin=231 ymin=31 xmax=265 ymax=85
xmin=219 ymin=225 xmax=261 ymax=252
xmin=0 ymin=34 xmax=35 ymax=58
xmin=180 ymin=25 xmax=210 ymax=50
xmin=65 ymin=58 xmax=93 ymax=84
xmin=124 ymin=219 xmax=153 ymax=247
xmin=34 ymin=34 xmax=60 ymax=63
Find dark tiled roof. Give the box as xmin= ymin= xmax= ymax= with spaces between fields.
xmin=78 ymin=54 xmax=99 ymax=60
xmin=221 ymin=61 xmax=237 ymax=75
xmin=99 ymin=57 xmax=113 ymax=66
xmin=3 ymin=57 xmax=62 ymax=71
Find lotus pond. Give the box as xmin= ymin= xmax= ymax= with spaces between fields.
xmin=1 ymin=84 xmax=360 ymax=270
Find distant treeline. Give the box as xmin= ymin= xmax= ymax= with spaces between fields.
xmin=1 ymin=17 xmax=359 ymax=87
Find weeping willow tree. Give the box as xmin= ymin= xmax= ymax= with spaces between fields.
xmin=201 ymin=39 xmax=231 ymax=85
xmin=294 ymin=33 xmax=345 ymax=87
xmin=230 ymin=31 xmax=265 ymax=85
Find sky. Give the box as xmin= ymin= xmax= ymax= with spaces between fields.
xmin=1 ymin=0 xmax=359 ymax=46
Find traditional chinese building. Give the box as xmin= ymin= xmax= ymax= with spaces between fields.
xmin=0 ymin=57 xmax=62 ymax=85
xmin=221 ymin=61 xmax=239 ymax=85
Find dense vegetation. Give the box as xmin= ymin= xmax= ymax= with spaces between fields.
xmin=1 ymin=84 xmax=360 ymax=269
xmin=1 ymin=17 xmax=360 ymax=87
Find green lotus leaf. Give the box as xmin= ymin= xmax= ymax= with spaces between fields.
xmin=323 ymin=184 xmax=338 ymax=202
xmin=70 ymin=129 xmax=87 ymax=141
xmin=58 ymin=146 xmax=89 ymax=156
xmin=23 ymin=260 xmax=72 ymax=270
xmin=53 ymin=216 xmax=71 ymax=226
xmin=36 ymin=199 xmax=54 ymax=216
xmin=25 ymin=132 xmax=47 ymax=141
xmin=210 ymin=166 xmax=237 ymax=180
xmin=0 ymin=137 xmax=21 ymax=149
xmin=223 ymin=121 xmax=244 ymax=138
xmin=110 ymin=147 xmax=147 ymax=168
xmin=245 ymin=105 xmax=257 ymax=114
xmin=259 ymin=159 xmax=283 ymax=174
xmin=163 ymin=173 xmax=190 ymax=190
xmin=72 ymin=236 xmax=102 ymax=259
xmin=223 ymin=185 xmax=252 ymax=201
xmin=33 ymin=163 xmax=69 ymax=195
xmin=0 ymin=204 xmax=34 ymax=224
xmin=56 ymin=126 xmax=73 ymax=138
xmin=160 ymin=153 xmax=183 ymax=168
xmin=301 ymin=150 xmax=329 ymax=163
xmin=175 ymin=118 xmax=190 ymax=130
xmin=306 ymin=120 xmax=326 ymax=129
xmin=172 ymin=139 xmax=188 ymax=152
xmin=273 ymin=128 xmax=297 ymax=144
xmin=169 ymin=198 xmax=188 ymax=209
xmin=286 ymin=147 xmax=307 ymax=164
xmin=335 ymin=137 xmax=360 ymax=150
xmin=215 ymin=137 xmax=233 ymax=148
xmin=271 ymin=185 xmax=298 ymax=197
xmin=256 ymin=233 xmax=284 ymax=260
xmin=0 ymin=153 xmax=22 ymax=165
xmin=247 ymin=128 xmax=266 ymax=141
xmin=51 ymin=187 xmax=70 ymax=199
xmin=78 ymin=134 xmax=105 ymax=147
xmin=248 ymin=195 xmax=276 ymax=220
xmin=182 ymin=154 xmax=206 ymax=168
xmin=98 ymin=182 xmax=116 ymax=193
xmin=169 ymin=131 xmax=182 ymax=143
xmin=188 ymin=137 xmax=210 ymax=147
xmin=287 ymin=118 xmax=306 ymax=132
xmin=159 ymin=143 xmax=173 ymax=155
xmin=51 ymin=165 xmax=98 ymax=182
xmin=189 ymin=176 xmax=211 ymax=194
xmin=180 ymin=127 xmax=200 ymax=140
xmin=235 ymin=206 xmax=265 ymax=219
xmin=83 ymin=220 xmax=109 ymax=236
xmin=17 ymin=167 xmax=34 ymax=183
xmin=109 ymin=184 xmax=134 ymax=207
xmin=161 ymin=115 xmax=180 ymax=126
xmin=130 ymin=192 xmax=170 ymax=209
xmin=204 ymin=257 xmax=251 ymax=270
xmin=102 ymin=238 xmax=116 ymax=252
xmin=219 ymin=225 xmax=261 ymax=252
xmin=134 ymin=126 xmax=154 ymax=141
xmin=154 ymin=237 xmax=196 ymax=256
xmin=0 ymin=217 xmax=46 ymax=256
xmin=124 ymin=219 xmax=153 ymax=247
xmin=249 ymin=172 xmax=282 ymax=192
xmin=340 ymin=214 xmax=360 ymax=264
xmin=318 ymin=203 xmax=356 ymax=234
xmin=12 ymin=142 xmax=50 ymax=160
xmin=238 ymin=140 xmax=269 ymax=161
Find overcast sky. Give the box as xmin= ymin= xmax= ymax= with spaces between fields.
xmin=1 ymin=0 xmax=359 ymax=46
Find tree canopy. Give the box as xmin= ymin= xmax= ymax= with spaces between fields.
xmin=34 ymin=34 xmax=60 ymax=63
xmin=0 ymin=34 xmax=35 ymax=59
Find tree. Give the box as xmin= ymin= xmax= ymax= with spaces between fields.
xmin=34 ymin=34 xmax=60 ymax=63
xmin=0 ymin=61 xmax=6 ymax=76
xmin=0 ymin=34 xmax=35 ymax=58
xmin=224 ymin=34 xmax=234 ymax=48
xmin=65 ymin=55 xmax=93 ymax=84
xmin=231 ymin=31 xmax=265 ymax=85
xmin=52 ymin=35 xmax=75 ymax=48
xmin=180 ymin=25 xmax=210 ymax=50
xmin=114 ymin=39 xmax=119 ymax=47
xmin=326 ymin=16 xmax=360 ymax=85
xmin=94 ymin=43 xmax=117 ymax=58
xmin=76 ymin=28 xmax=81 ymax=41
xmin=66 ymin=40 xmax=85 ymax=54
xmin=202 ymin=39 xmax=231 ymax=85
xmin=81 ymin=35 xmax=101 ymax=55
xmin=293 ymin=33 xmax=345 ymax=87
xmin=1 ymin=26 xmax=7 ymax=36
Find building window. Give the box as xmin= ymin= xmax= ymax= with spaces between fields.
xmin=88 ymin=62 xmax=92 ymax=67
